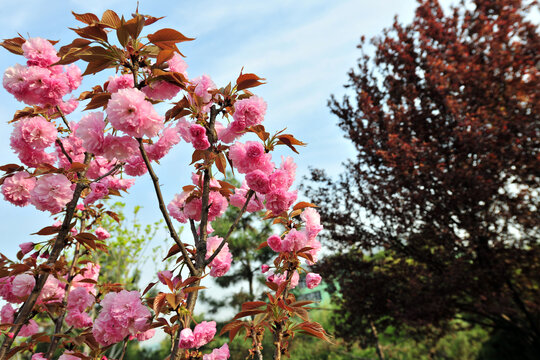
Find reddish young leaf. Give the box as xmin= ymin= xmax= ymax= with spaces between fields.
xmin=236 ymin=73 xmax=266 ymax=91
xmin=101 ymin=10 xmax=121 ymax=29
xmin=72 ymin=11 xmax=100 ymax=25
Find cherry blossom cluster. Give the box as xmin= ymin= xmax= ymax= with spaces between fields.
xmin=0 ymin=13 xmax=326 ymax=359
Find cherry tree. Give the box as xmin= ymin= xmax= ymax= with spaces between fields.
xmin=0 ymin=9 xmax=329 ymax=360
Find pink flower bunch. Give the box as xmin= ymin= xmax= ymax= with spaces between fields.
xmin=10 ymin=117 xmax=57 ymax=167
xmin=75 ymin=112 xmax=105 ymax=155
xmin=1 ymin=171 xmax=36 ymax=207
xmin=168 ymin=53 xmax=188 ymax=76
xmin=11 ymin=274 xmax=35 ymax=299
xmin=102 ymin=135 xmax=139 ymax=161
xmin=266 ymin=270 xmax=300 ymax=289
xmin=219 ymin=96 xmax=267 ymax=143
xmin=266 ymin=208 xmax=323 ymax=263
xmin=305 ymin=273 xmax=322 ymax=289
xmin=229 ymin=181 xmax=265 ymax=213
xmin=72 ymin=263 xmax=100 ymax=295
xmin=203 ymin=343 xmax=230 ymax=360
xmin=106 ymin=74 xmax=134 ymax=93
xmin=95 ymin=227 xmax=111 ymax=240
xmin=84 ymin=181 xmax=109 ymax=205
xmin=29 ymin=173 xmax=74 ymax=213
xmin=178 ymin=321 xmax=217 ymax=349
xmin=21 ymin=38 xmax=59 ymax=67
xmin=2 ymin=304 xmax=39 ymax=337
xmin=106 ymin=88 xmax=163 ymax=138
xmin=228 ymin=141 xmax=273 ymax=175
xmin=146 ymin=125 xmax=181 ymax=161
xmin=168 ymin=175 xmax=227 ymax=223
xmin=206 ymin=236 xmax=232 ymax=277
xmin=37 ymin=276 xmax=65 ymax=304
xmin=177 ymin=118 xmax=210 ymax=150
xmin=18 ymin=242 xmax=34 ymax=255
xmin=0 ymin=277 xmax=22 ymax=303
xmin=92 ymin=290 xmax=151 ymax=346
xmin=190 ymin=74 xmax=216 ymax=112
xmin=65 ymin=287 xmax=94 ymax=328
xmin=142 ymin=79 xmax=181 ymax=101
xmin=3 ymin=38 xmax=81 ymax=109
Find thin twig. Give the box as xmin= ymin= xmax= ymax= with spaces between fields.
xmin=137 ymin=138 xmax=197 ymax=276
xmin=55 ymin=106 xmax=71 ymax=131
xmin=189 ymin=219 xmax=199 ymax=244
xmin=56 ymin=139 xmax=73 ymax=164
xmin=93 ymin=163 xmax=123 ymax=183
xmin=205 ymin=190 xmax=254 ymax=266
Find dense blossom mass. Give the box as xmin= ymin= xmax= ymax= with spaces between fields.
xmin=0 ymin=14 xmax=326 ymax=360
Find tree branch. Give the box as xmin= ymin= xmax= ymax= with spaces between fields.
xmin=205 ymin=190 xmax=254 ymax=266
xmin=137 ymin=138 xmax=196 ymax=276
xmin=56 ymin=139 xmax=73 ymax=164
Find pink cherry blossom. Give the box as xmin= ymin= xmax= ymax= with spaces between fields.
xmin=228 ymin=141 xmax=273 ymax=174
xmin=246 ymin=170 xmax=271 ymax=194
xmin=232 ymin=96 xmax=266 ymax=129
xmin=18 ymin=319 xmax=39 ymax=337
xmin=67 ymin=287 xmax=94 ymax=312
xmin=19 ymin=242 xmax=34 ymax=255
xmin=72 ymin=263 xmax=100 ymax=295
xmin=30 ymin=174 xmax=73 ymax=213
xmin=301 ymin=207 xmax=323 ymax=240
xmin=267 ymin=235 xmax=283 ymax=252
xmin=11 ymin=274 xmax=35 ymax=298
xmin=261 ymin=264 xmax=270 ymax=273
xmin=206 ymin=236 xmax=232 ymax=277
xmin=1 ymin=304 xmax=15 ymax=323
xmin=84 ymin=181 xmax=109 ymax=205
xmin=37 ymin=276 xmax=65 ymax=304
xmin=179 ymin=328 xmax=195 ymax=349
xmin=135 ymin=328 xmax=155 ymax=341
xmin=146 ymin=125 xmax=181 ymax=161
xmin=106 ymin=88 xmax=163 ymax=138
xmin=229 ymin=182 xmax=265 ymax=213
xmin=95 ymin=227 xmax=111 ymax=240
xmin=142 ymin=80 xmax=180 ymax=100
xmin=12 ymin=116 xmax=57 ymax=150
xmin=22 ymin=38 xmax=59 ymax=67
xmin=193 ymin=321 xmax=216 ymax=348
xmin=106 ymin=74 xmax=134 ymax=93
xmin=92 ymin=290 xmax=151 ymax=346
xmin=168 ymin=54 xmax=188 ymax=75
xmin=65 ymin=310 xmax=93 ymax=328
xmin=306 ymin=273 xmax=322 ymax=289
xmin=31 ymin=353 xmax=47 ymax=360
xmin=102 ymin=135 xmax=138 ymax=161
xmin=76 ymin=112 xmax=105 ymax=155
xmin=265 ymin=189 xmax=297 ymax=215
xmin=203 ymin=343 xmax=230 ymax=360
xmin=1 ymin=171 xmax=36 ymax=207
xmin=64 ymin=64 xmax=82 ymax=91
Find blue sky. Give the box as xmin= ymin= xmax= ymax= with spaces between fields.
xmin=0 ymin=1 xmax=418 ymax=270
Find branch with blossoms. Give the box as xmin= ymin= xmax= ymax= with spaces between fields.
xmin=0 ymin=9 xmax=329 ymax=360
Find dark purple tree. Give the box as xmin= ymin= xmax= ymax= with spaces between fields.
xmin=305 ymin=0 xmax=539 ymax=355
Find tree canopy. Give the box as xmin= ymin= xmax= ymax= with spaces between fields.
xmin=305 ymin=0 xmax=539 ymax=355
